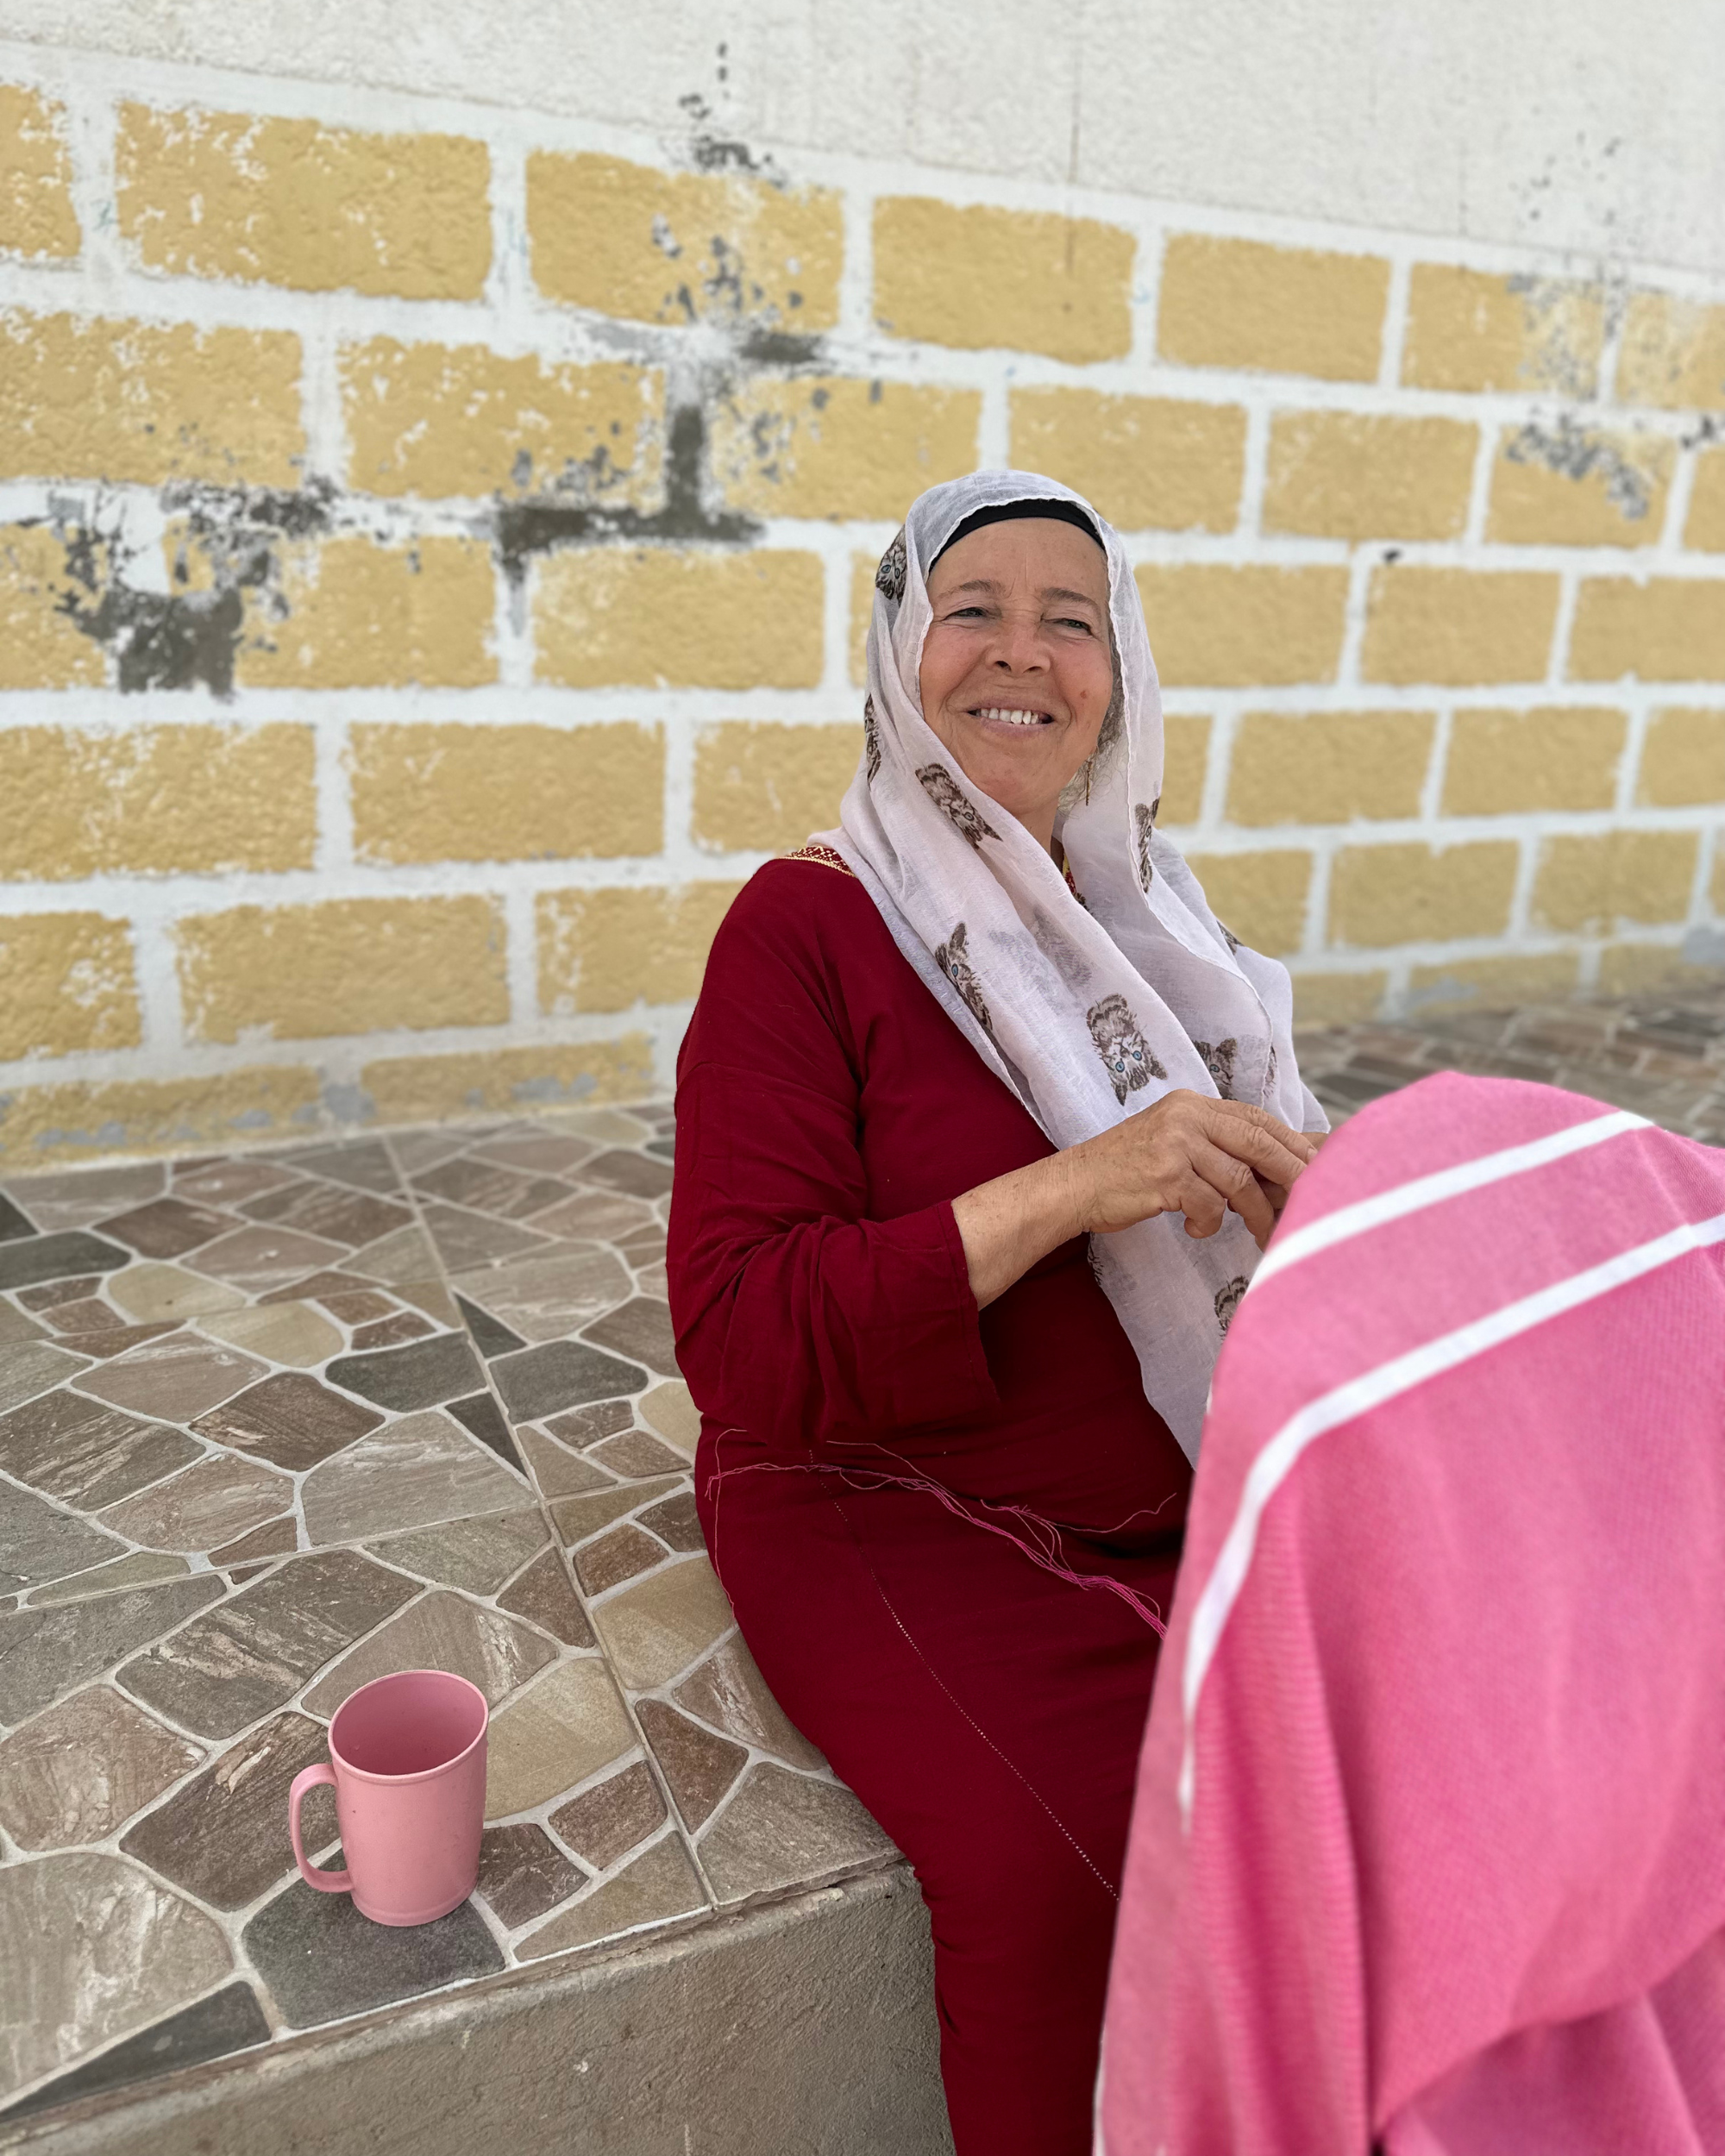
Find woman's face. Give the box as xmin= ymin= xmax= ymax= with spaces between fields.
xmin=918 ymin=517 xmax=1114 ymax=850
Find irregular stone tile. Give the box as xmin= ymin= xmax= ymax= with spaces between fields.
xmin=516 ymin=1833 xmax=705 ymax=1962
xmin=453 ymin=1292 xmax=524 ymax=1359
xmin=551 ymin=1106 xmax=652 ymax=1144
xmin=16 ymin=1275 xmax=103 ymax=1312
xmin=0 ymin=1852 xmax=233 ymax=2101
xmin=616 ymin=1228 xmax=668 ymax=1261
xmin=527 ymin=1189 xmax=655 ymax=1243
xmin=197 ymin=1301 xmax=343 ymax=1368
xmin=632 ymin=1261 xmax=670 ymax=1300
xmin=580 ymin=1149 xmax=674 ymax=1200
xmin=97 ymin=1455 xmax=294 ymax=1554
xmin=34 ymin=1290 xmax=122 ymax=1328
xmin=365 ymin=1509 xmax=547 ymax=1595
xmin=74 ymin=1332 xmax=266 ymax=1422
xmin=27 ymin=1552 xmax=191 ymax=1608
xmin=637 ymin=1490 xmax=706 ymax=1554
xmin=325 ymin=1332 xmax=483 ymax=1413
xmin=0 ymin=1300 xmax=46 ymax=1344
xmin=109 ymin=1263 xmax=246 ymax=1323
xmin=589 ymin=1429 xmax=689 ymax=1481
xmin=0 ymin=1194 xmax=36 ymax=1241
xmin=548 ymin=1760 xmax=666 ymax=1870
xmin=192 ymin=1371 xmax=383 ymax=1472
xmin=302 ymin=1410 xmax=527 ymax=1546
xmin=0 ymin=1339 xmax=91 ymax=1413
xmin=574 ymin=1524 xmax=665 ymax=1598
xmin=588 ymin=1555 xmax=735 ymax=1691
xmin=550 ymin=1478 xmax=681 ymax=1548
xmin=350 ymin=1310 xmax=432 ymax=1350
xmin=0 ymin=1483 xmax=128 ymax=1595
xmin=344 ymin=1223 xmax=441 ymax=1288
xmin=517 ymin=1426 xmax=616 ymax=1499
xmin=119 ymin=1710 xmax=327 ymax=1909
xmin=242 ymin=1876 xmax=501 ymax=2030
xmin=386 ymin=1128 xmax=472 ymax=1172
xmin=476 ymin=1823 xmax=583 ymax=1930
xmin=0 ymin=1982 xmax=271 ymax=2123
xmin=3 ymin=1163 xmax=161 ymax=1231
xmin=498 ymin=1546 xmax=594 ymax=1647
xmin=208 ymin=1517 xmax=298 ymax=1565
xmin=447 ymin=1391 xmax=526 ymax=1476
xmin=545 ymin=1399 xmax=634 ymax=1448
xmin=0 ymin=1685 xmax=202 ymax=1850
xmin=582 ymin=1297 xmax=679 ymax=1378
xmin=116 ymin=1551 xmax=417 ymax=1740
xmin=412 ymin=1157 xmax=572 ymax=1220
xmin=302 ymin=1589 xmax=555 ymax=1718
xmin=0 ymin=1390 xmax=198 ymax=1509
xmin=492 ymin=1341 xmax=646 ymax=1424
xmin=0 ymin=1576 xmax=226 ymax=1725
xmin=257 ymin=1268 xmax=379 ymax=1309
xmin=94 ymin=1197 xmax=235 ymax=1259
xmin=419 ymin=1205 xmax=548 ymax=1272
xmin=49 ymin=1318 xmax=177 ymax=1361
xmin=643 ymin=1137 xmax=675 ymax=1163
xmin=241 ymin=1181 xmax=412 ymax=1249
xmin=451 ymin=1245 xmax=632 ymax=1347
xmin=484 ymin=1659 xmax=636 ymax=1818
xmin=637 ymin=1699 xmax=747 ymax=1831
xmin=472 ymin=1132 xmax=596 ymax=1175
xmin=696 ymin=1764 xmax=894 ymax=1902
xmin=226 ymin=1563 xmax=269 ymax=1585
xmin=277 ymin=1139 xmax=401 ymax=1194
xmin=188 ymin=1225 xmax=348 ymax=1296
xmin=637 ymin=1379 xmax=699 ymax=1458
xmin=172 ymin=1156 xmax=298 ymax=1206
xmin=314 ymin=1286 xmax=396 ymax=1323
xmin=393 ymin=1278 xmax=461 ymax=1326
xmin=673 ymin=1635 xmax=827 ymax=1771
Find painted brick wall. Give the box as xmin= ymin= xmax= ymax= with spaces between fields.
xmin=3 ymin=46 xmax=1725 ymax=1165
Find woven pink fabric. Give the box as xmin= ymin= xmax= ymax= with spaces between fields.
xmin=1098 ymin=1072 xmax=1725 ymax=2154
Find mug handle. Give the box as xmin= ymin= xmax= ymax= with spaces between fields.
xmin=288 ymin=1764 xmax=354 ymax=1894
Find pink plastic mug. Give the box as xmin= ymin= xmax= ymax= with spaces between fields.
xmin=288 ymin=1669 xmax=488 ymax=1927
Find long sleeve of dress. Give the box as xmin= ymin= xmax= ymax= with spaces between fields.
xmin=669 ymin=868 xmax=1000 ymax=1456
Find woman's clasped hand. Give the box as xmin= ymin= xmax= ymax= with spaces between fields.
xmin=1070 ymin=1091 xmax=1320 ymax=1245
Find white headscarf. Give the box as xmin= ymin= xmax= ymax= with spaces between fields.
xmin=818 ymin=471 xmax=1327 ymax=1459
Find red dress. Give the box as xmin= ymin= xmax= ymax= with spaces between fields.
xmin=668 ymin=851 xmax=1194 ymax=2155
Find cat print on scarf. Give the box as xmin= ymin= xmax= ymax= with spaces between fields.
xmin=1088 ymin=993 xmax=1166 ymax=1104
xmin=875 ymin=529 xmax=908 ymax=603
xmin=1192 ymin=1037 xmax=1239 ymax=1099
xmin=863 ymin=695 xmax=882 ymax=783
xmin=935 ymin=922 xmax=995 ymax=1039
xmin=918 ymin=766 xmax=1000 ymax=849
xmin=1133 ymin=799 xmax=1158 ymax=892
xmin=1214 ymin=1275 xmax=1249 ymax=1333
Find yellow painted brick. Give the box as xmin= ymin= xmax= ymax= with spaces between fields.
xmin=1008 ymin=389 xmax=1245 ymax=533
xmin=711 ymin=377 xmax=978 ymax=522
xmin=1159 ymin=714 xmax=1211 ymax=824
xmin=1136 ymin=566 xmax=1350 ymax=688
xmin=1639 ymin=708 xmax=1725 ymax=806
xmin=0 ymin=311 xmax=303 ymax=486
xmin=1182 ymin=850 xmax=1312 ymax=957
xmin=349 ymin=723 xmax=663 ymax=865
xmin=1328 ymin=842 xmax=1520 ymax=947
xmin=1568 ymin=579 xmax=1725 ymax=684
xmin=0 ymin=85 xmax=79 ymax=259
xmin=361 ymin=1039 xmax=656 ymax=1125
xmin=0 ymin=1066 xmax=322 ymax=1169
xmin=116 ymin=103 xmax=489 ymax=300
xmin=1441 ymin=706 xmax=1626 ymax=816
xmin=240 ymin=536 xmax=495 ymax=690
xmin=536 ymin=548 xmax=822 ymax=691
xmin=1157 ymin=235 xmax=1388 ymax=382
xmin=176 ymin=897 xmax=508 ymax=1045
xmin=0 ymin=914 xmax=139 ymax=1060
xmin=528 ymin=152 xmax=839 ymax=330
xmin=1532 ymin=830 xmax=1698 ymax=932
xmin=1615 ymin=292 xmax=1725 ymax=411
xmin=1263 ymin=411 xmax=1477 ymax=542
xmin=1487 ymin=423 xmax=1673 ymax=548
xmin=0 ymin=523 xmax=103 ymax=689
xmin=342 ymin=339 xmax=663 ymax=506
xmin=1361 ymin=567 xmax=1560 ymax=686
xmin=850 ymin=552 xmax=877 ymax=686
xmin=1290 ymin=971 xmax=1389 ymax=1025
xmin=1687 ymin=449 xmax=1725 ymax=552
xmin=537 ymin=884 xmax=743 ymax=1014
xmin=1402 ymin=265 xmax=1604 ymax=396
xmin=1405 ymin=952 xmax=1581 ymax=1015
xmin=1227 ymin=710 xmax=1434 ymax=826
xmin=1597 ymin=943 xmax=1721 ymax=997
xmin=692 ymin=721 xmax=862 ymax=853
xmin=0 ymin=723 xmax=315 ymax=879
xmin=874 ymin=197 xmax=1133 ymax=365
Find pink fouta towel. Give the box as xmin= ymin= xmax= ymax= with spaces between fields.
xmin=1098 ymin=1072 xmax=1725 ymax=2154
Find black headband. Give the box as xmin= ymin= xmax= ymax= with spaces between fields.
xmin=929 ymin=498 xmax=1104 ymax=569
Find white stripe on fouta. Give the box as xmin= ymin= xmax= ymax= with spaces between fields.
xmin=1179 ymin=1204 xmax=1725 ymax=1827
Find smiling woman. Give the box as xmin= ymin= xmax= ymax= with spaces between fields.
xmin=668 ymin=473 xmax=1328 ymax=2154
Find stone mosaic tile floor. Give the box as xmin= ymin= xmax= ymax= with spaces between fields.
xmin=0 ymin=1103 xmax=892 ymax=2128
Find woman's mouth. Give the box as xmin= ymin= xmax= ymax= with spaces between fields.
xmin=970 ymin=705 xmax=1052 ymax=728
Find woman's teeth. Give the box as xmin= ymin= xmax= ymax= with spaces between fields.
xmin=975 ymin=706 xmax=1047 ymax=726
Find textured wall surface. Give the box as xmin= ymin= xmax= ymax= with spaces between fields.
xmin=3 ymin=8 xmax=1725 ymax=1163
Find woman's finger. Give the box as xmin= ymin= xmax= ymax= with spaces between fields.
xmin=1189 ymin=1143 xmax=1277 ymax=1250
xmin=1199 ymin=1109 xmax=1313 ymax=1191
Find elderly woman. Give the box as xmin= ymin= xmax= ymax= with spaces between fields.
xmin=668 ymin=473 xmax=1327 ymax=2153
